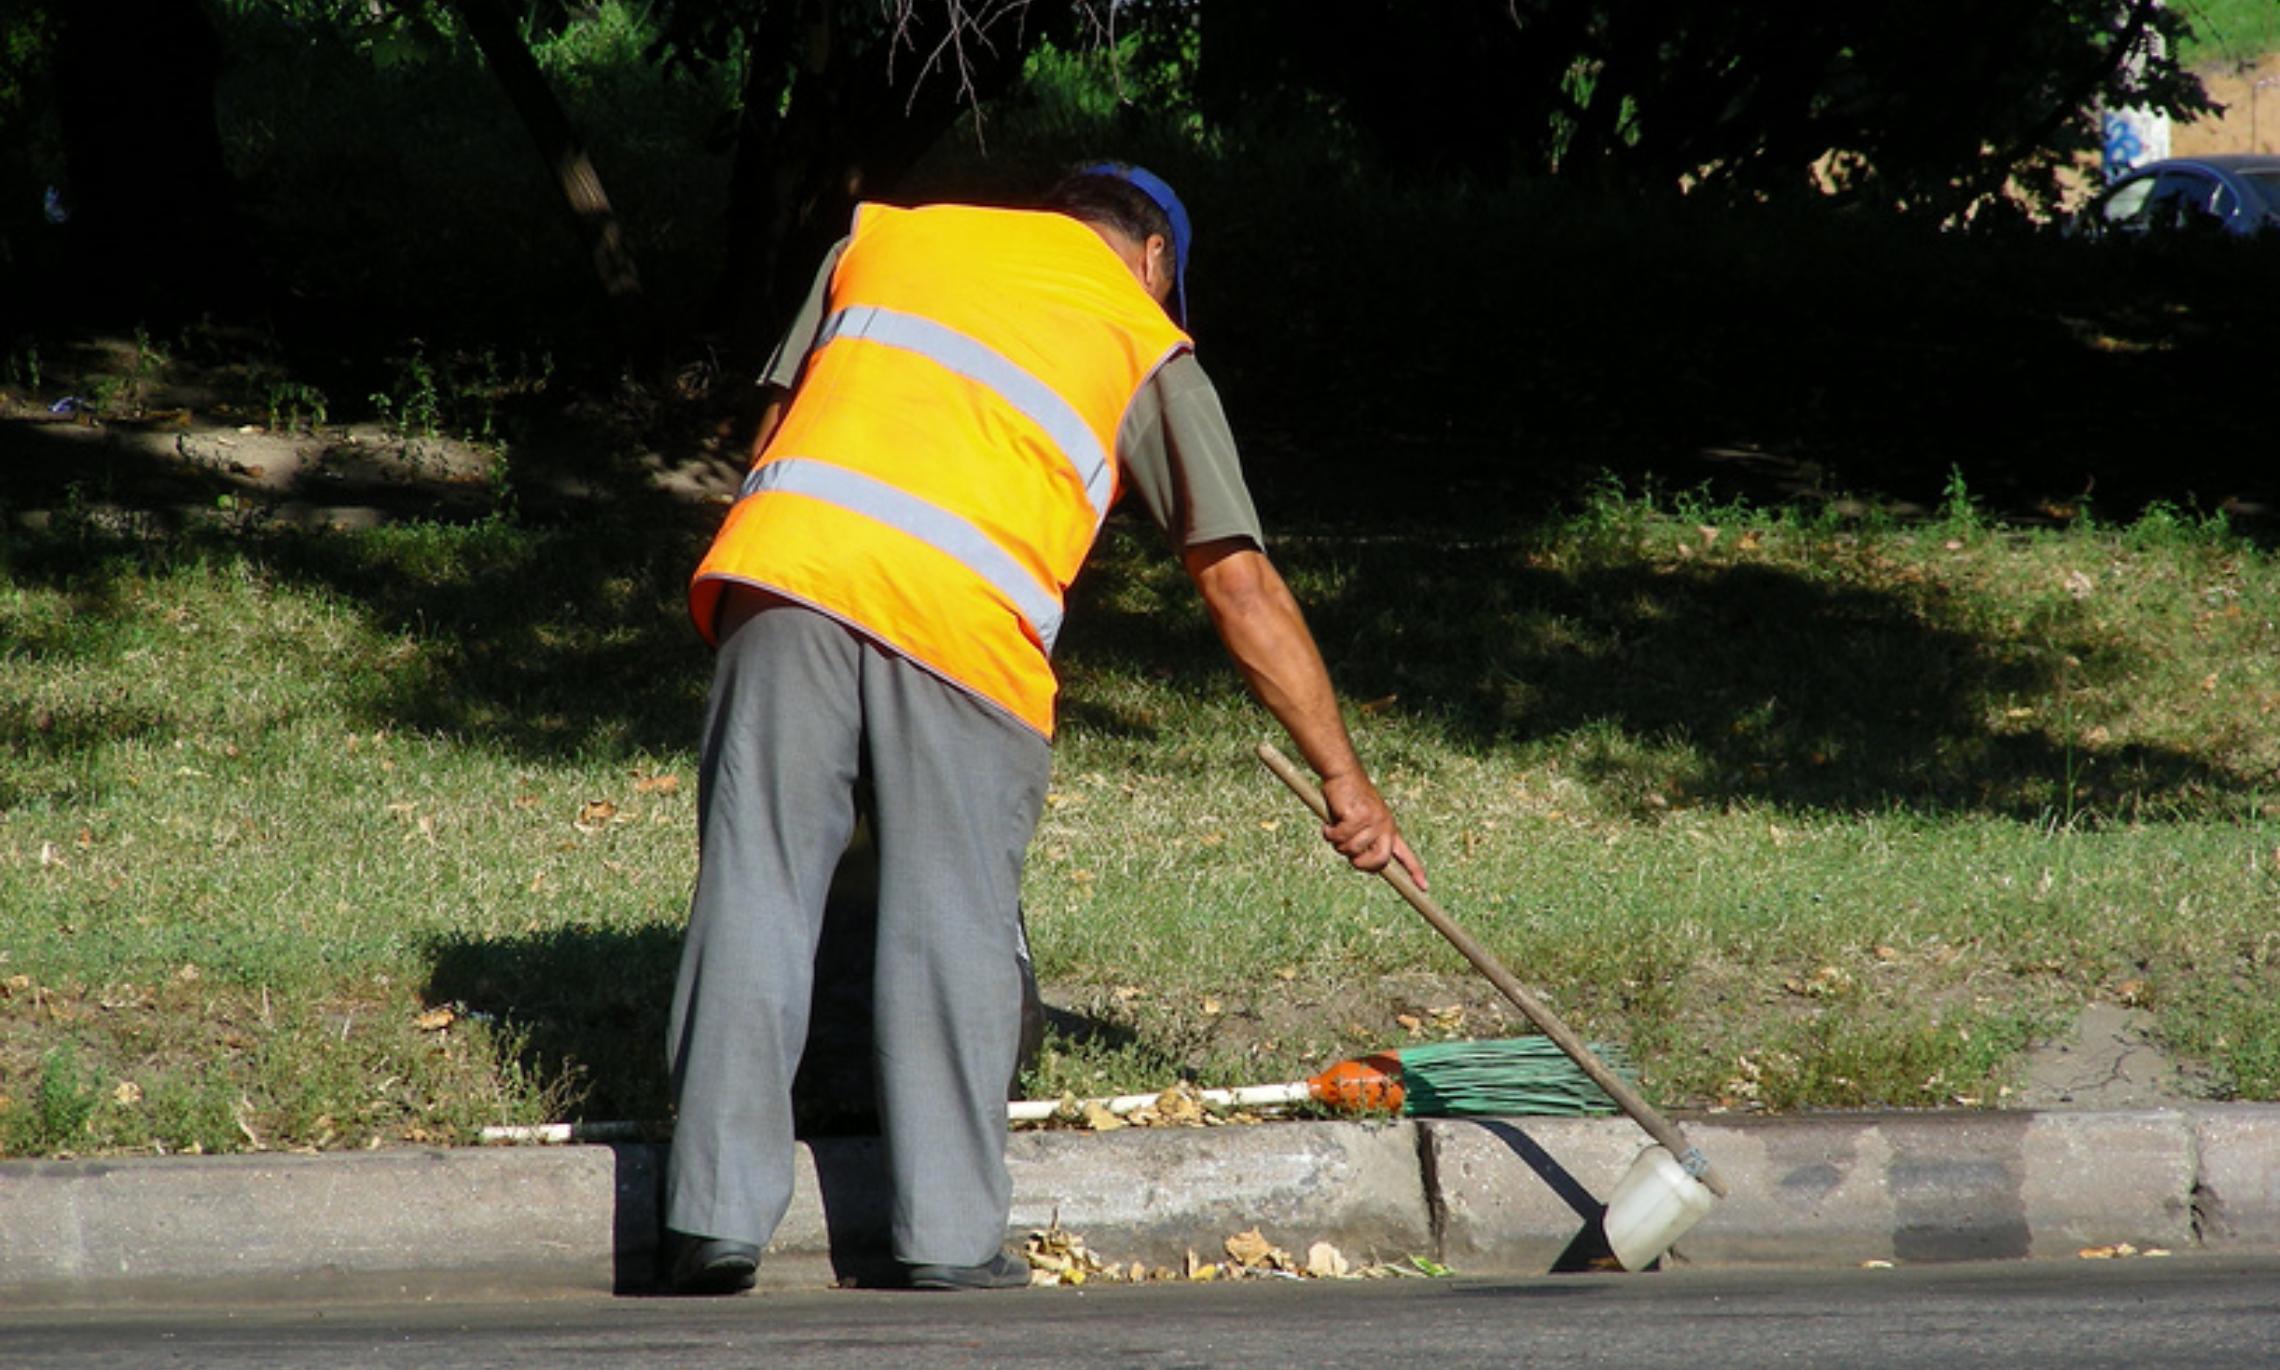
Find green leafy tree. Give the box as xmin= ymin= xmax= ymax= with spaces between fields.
xmin=646 ymin=0 xmax=1083 ymax=358
xmin=1198 ymin=0 xmax=2216 ymax=222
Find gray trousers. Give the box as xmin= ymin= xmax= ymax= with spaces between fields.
xmin=665 ymin=589 xmax=1050 ymax=1265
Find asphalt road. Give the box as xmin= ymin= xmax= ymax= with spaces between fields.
xmin=5 ymin=1257 xmax=2277 ymax=1369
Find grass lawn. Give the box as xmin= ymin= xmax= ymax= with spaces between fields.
xmin=4 ymin=484 xmax=2276 ymax=1158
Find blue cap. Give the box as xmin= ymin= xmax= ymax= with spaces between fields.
xmin=1078 ymin=161 xmax=1190 ymax=326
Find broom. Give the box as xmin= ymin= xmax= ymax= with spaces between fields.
xmin=1007 ymin=1036 xmax=1632 ymax=1123
xmin=1255 ymin=742 xmax=1730 ymax=1209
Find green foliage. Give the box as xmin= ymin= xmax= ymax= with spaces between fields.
xmin=2176 ymin=0 xmax=2280 ymax=64
xmin=0 ymin=0 xmax=55 ymax=123
xmin=264 ymin=378 xmax=330 ymax=433
xmin=1727 ymin=1006 xmax=2049 ymax=1112
xmin=5 ymin=1045 xmax=101 ymax=1154
xmin=4 ymin=341 xmax=40 ymax=393
xmin=370 ymin=344 xmax=444 ymax=439
xmin=1196 ymin=1 xmax=2216 ymax=221
xmin=1938 ymin=467 xmax=1984 ymax=536
xmin=206 ymin=0 xmax=735 ymax=358
xmin=2163 ymin=976 xmax=2280 ymax=1099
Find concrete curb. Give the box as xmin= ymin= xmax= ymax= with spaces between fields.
xmin=1425 ymin=1109 xmax=2209 ymax=1272
xmin=4 ymin=1106 xmax=2277 ymax=1300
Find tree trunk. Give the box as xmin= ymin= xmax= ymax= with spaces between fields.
xmin=446 ymin=0 xmax=652 ymax=358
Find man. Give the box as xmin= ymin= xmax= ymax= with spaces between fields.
xmin=666 ymin=163 xmax=1426 ymax=1294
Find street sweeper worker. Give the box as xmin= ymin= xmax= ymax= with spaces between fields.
xmin=663 ymin=163 xmax=1427 ymax=1295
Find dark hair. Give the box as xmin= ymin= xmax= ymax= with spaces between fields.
xmin=1041 ymin=169 xmax=1174 ymax=246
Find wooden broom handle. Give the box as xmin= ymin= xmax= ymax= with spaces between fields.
xmin=1256 ymin=743 xmax=1729 ymax=1198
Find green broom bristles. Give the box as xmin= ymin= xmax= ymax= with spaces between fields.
xmin=1393 ymin=1037 xmax=1636 ymax=1117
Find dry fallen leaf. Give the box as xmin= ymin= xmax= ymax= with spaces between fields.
xmin=1305 ymin=1241 xmax=1351 ymax=1279
xmin=1224 ymin=1228 xmax=1278 ymax=1268
xmin=576 ymin=800 xmax=619 ymax=830
xmin=1154 ymin=1083 xmax=1209 ymax=1126
xmin=633 ymin=774 xmax=681 ymax=796
xmin=414 ymin=1006 xmax=457 ymax=1032
xmin=1783 ymin=965 xmax=1853 ymax=998
xmin=1022 ymin=1218 xmax=1103 ymax=1286
xmin=113 ymin=1081 xmax=143 ymax=1107
xmin=1081 ymin=1101 xmax=1126 ymax=1132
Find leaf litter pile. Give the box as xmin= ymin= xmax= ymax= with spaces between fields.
xmin=1008 ymin=1084 xmax=1444 ymax=1288
xmin=1021 ymin=1214 xmax=1441 ymax=1288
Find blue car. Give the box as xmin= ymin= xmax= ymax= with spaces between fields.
xmin=2074 ymin=155 xmax=2280 ymax=238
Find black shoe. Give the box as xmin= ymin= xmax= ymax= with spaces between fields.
xmin=666 ymin=1233 xmax=760 ymax=1295
xmin=905 ymin=1249 xmax=1031 ymax=1291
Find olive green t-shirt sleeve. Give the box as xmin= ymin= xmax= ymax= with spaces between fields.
xmin=1117 ymin=352 xmax=1266 ymax=550
xmin=756 ymin=239 xmax=848 ymax=391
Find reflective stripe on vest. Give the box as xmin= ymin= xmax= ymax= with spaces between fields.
xmin=814 ymin=305 xmax=1117 ymax=527
xmin=739 ymin=457 xmax=1066 ymax=652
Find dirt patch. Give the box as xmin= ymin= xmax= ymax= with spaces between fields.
xmin=2008 ymin=1002 xmax=2209 ymax=1110
xmin=0 ymin=334 xmax=749 ymax=530
xmin=0 ymin=391 xmax=504 ymax=530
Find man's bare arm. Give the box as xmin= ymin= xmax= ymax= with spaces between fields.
xmin=1183 ymin=538 xmax=1426 ymax=888
xmin=749 ymin=392 xmax=787 ymax=463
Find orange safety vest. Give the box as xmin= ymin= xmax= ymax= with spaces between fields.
xmin=690 ymin=202 xmax=1193 ymax=738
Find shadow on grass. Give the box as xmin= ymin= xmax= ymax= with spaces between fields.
xmin=424 ymin=923 xmax=682 ymax=1126
xmin=421 ymin=882 xmax=1097 ymax=1135
xmin=1063 ymin=527 xmax=2252 ymax=824
xmin=3 ymin=464 xmax=2259 ymax=828
xmin=0 ymin=412 xmax=719 ymax=765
